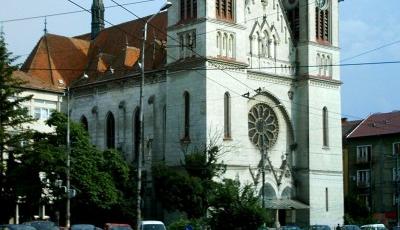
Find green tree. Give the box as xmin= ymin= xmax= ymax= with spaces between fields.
xmin=153 ymin=145 xmax=226 ymax=219
xmin=14 ymin=111 xmax=137 ymax=225
xmin=153 ymin=145 xmax=269 ymax=228
xmin=0 ymin=32 xmax=35 ymax=223
xmin=208 ymin=179 xmax=270 ymax=230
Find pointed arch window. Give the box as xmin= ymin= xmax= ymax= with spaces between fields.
xmin=224 ymin=92 xmax=231 ymax=138
xmin=322 ymin=107 xmax=329 ymax=147
xmin=133 ymin=107 xmax=140 ymax=160
xmin=316 ymin=5 xmax=330 ymax=44
xmin=106 ymin=112 xmax=115 ymax=149
xmin=183 ymin=91 xmax=190 ymax=139
xmin=80 ymin=115 xmax=88 ymax=132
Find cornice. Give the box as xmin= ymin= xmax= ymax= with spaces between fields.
xmin=248 ymin=70 xmax=295 ymax=86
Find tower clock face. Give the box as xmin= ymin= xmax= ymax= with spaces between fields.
xmin=316 ymin=0 xmax=329 ymax=10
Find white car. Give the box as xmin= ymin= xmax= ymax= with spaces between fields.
xmin=360 ymin=224 xmax=387 ymax=230
xmin=140 ymin=221 xmax=166 ymax=230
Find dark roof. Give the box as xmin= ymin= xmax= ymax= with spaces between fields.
xmin=18 ymin=12 xmax=167 ymax=89
xmin=341 ymin=118 xmax=363 ymax=138
xmin=347 ymin=111 xmax=400 ymax=138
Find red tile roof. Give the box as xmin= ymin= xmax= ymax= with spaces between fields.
xmin=18 ymin=12 xmax=167 ymax=89
xmin=13 ymin=70 xmax=63 ymax=93
xmin=346 ymin=111 xmax=400 ymax=138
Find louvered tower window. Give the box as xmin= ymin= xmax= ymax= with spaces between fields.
xmin=316 ymin=8 xmax=330 ymax=43
xmin=216 ymin=0 xmax=235 ymax=22
xmin=180 ymin=0 xmax=197 ymax=21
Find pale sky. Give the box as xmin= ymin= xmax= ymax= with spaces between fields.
xmin=1 ymin=0 xmax=399 ymax=120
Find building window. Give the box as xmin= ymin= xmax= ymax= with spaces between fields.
xmin=106 ymin=112 xmax=115 ymax=149
xmin=180 ymin=0 xmax=197 ymax=21
xmin=325 ymin=187 xmax=329 ymax=212
xmin=322 ymin=107 xmax=329 ymax=147
xmin=356 ymin=145 xmax=372 ymax=163
xmin=216 ymin=0 xmax=235 ymax=22
xmin=393 ymin=168 xmax=400 ymax=182
xmin=393 ymin=142 xmax=400 ymax=155
xmin=183 ymin=91 xmax=190 ymax=139
xmin=224 ymin=92 xmax=231 ymax=138
xmin=217 ymin=30 xmax=235 ymax=59
xmin=179 ymin=30 xmax=196 ymax=59
xmin=33 ymin=99 xmax=56 ymax=120
xmin=133 ymin=108 xmax=140 ymax=161
xmin=315 ymin=6 xmax=330 ymax=43
xmin=357 ymin=170 xmax=370 ymax=188
xmin=80 ymin=115 xmax=88 ymax=132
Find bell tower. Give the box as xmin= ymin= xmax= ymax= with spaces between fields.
xmin=91 ymin=0 xmax=105 ymax=39
xmin=294 ymin=0 xmax=343 ymax=226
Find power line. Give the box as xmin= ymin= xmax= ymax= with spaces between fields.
xmin=0 ymin=0 xmax=156 ymax=23
xmin=19 ymin=59 xmax=400 ymax=72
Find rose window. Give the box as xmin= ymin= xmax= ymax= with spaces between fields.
xmin=248 ymin=103 xmax=279 ymax=149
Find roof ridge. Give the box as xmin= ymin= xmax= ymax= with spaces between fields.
xmin=346 ymin=114 xmax=369 ymax=139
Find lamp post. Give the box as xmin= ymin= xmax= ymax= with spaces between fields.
xmin=66 ymin=73 xmax=88 ymax=228
xmin=136 ymin=2 xmax=172 ymax=230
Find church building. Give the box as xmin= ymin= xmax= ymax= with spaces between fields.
xmin=20 ymin=0 xmax=344 ymax=226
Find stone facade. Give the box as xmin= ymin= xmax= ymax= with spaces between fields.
xmin=68 ymin=0 xmax=343 ymax=226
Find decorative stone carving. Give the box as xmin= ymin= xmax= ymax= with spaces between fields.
xmin=248 ymin=103 xmax=279 ymax=149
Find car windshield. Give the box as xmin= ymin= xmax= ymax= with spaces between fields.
xmin=142 ymin=225 xmax=166 ymax=230
xmin=1 ymin=225 xmax=37 ymax=230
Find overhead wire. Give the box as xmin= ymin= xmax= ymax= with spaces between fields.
xmin=0 ymin=0 xmax=156 ymax=23
xmin=14 ymin=0 xmax=398 ymax=134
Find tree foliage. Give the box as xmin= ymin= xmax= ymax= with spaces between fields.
xmin=208 ymin=179 xmax=269 ymax=230
xmin=8 ymin=111 xmax=137 ymax=224
xmin=153 ymin=145 xmax=268 ymax=229
xmin=0 ymin=32 xmax=35 ymax=223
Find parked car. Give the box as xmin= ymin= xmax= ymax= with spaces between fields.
xmin=361 ymin=224 xmax=387 ymax=230
xmin=343 ymin=225 xmax=361 ymax=230
xmin=0 ymin=225 xmax=37 ymax=230
xmin=104 ymin=224 xmax=132 ymax=230
xmin=281 ymin=225 xmax=302 ymax=230
xmin=308 ymin=225 xmax=331 ymax=230
xmin=71 ymin=224 xmax=102 ymax=230
xmin=140 ymin=221 xmax=166 ymax=230
xmin=23 ymin=221 xmax=59 ymax=230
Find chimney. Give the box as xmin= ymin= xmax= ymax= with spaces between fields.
xmin=91 ymin=0 xmax=105 ymax=39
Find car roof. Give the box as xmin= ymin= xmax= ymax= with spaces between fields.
xmin=141 ymin=221 xmax=164 ymax=225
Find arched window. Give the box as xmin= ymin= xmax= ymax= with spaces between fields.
xmin=257 ymin=32 xmax=261 ymax=57
xmin=228 ymin=35 xmax=233 ymax=58
xmin=217 ymin=32 xmax=221 ymax=55
xmin=224 ymin=92 xmax=231 ymax=138
xmin=133 ymin=107 xmax=140 ymax=160
xmin=186 ymin=33 xmax=191 ymax=58
xmin=80 ymin=115 xmax=88 ymax=132
xmin=317 ymin=54 xmax=321 ymax=75
xmin=106 ymin=112 xmax=115 ymax=149
xmin=183 ymin=91 xmax=190 ymax=139
xmin=316 ymin=4 xmax=330 ymax=43
xmin=323 ymin=107 xmax=329 ymax=147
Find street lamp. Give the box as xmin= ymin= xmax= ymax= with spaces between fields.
xmin=66 ymin=73 xmax=88 ymax=228
xmin=136 ymin=2 xmax=172 ymax=230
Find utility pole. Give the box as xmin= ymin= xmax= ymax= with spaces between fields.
xmin=396 ymin=153 xmax=399 ymax=227
xmin=66 ymin=87 xmax=71 ymax=228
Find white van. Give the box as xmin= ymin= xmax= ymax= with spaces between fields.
xmin=140 ymin=221 xmax=166 ymax=230
xmin=360 ymin=224 xmax=387 ymax=230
